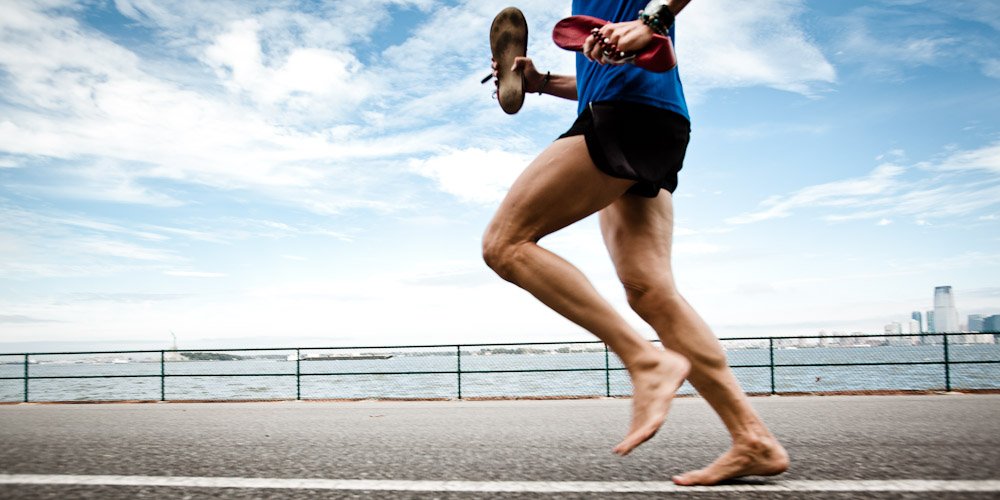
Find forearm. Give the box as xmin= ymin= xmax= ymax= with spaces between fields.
xmin=667 ymin=0 xmax=691 ymax=15
xmin=538 ymin=73 xmax=578 ymax=101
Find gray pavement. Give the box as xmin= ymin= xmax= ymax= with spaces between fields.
xmin=1 ymin=394 xmax=999 ymax=499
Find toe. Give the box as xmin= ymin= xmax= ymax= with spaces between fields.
xmin=671 ymin=473 xmax=692 ymax=485
xmin=672 ymin=470 xmax=707 ymax=486
xmin=612 ymin=439 xmax=634 ymax=456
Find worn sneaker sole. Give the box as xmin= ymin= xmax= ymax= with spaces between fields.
xmin=490 ymin=7 xmax=528 ymax=115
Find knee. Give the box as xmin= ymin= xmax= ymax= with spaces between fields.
xmin=482 ymin=229 xmax=527 ymax=283
xmin=622 ymin=274 xmax=680 ymax=319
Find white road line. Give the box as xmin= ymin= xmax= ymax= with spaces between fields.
xmin=0 ymin=475 xmax=999 ymax=492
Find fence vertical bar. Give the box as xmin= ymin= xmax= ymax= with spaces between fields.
xmin=769 ymin=337 xmax=776 ymax=395
xmin=456 ymin=345 xmax=463 ymax=400
xmin=160 ymin=350 xmax=166 ymax=401
xmin=23 ymin=353 xmax=29 ymax=403
xmin=604 ymin=343 xmax=611 ymax=397
xmin=943 ymin=333 xmax=951 ymax=392
xmin=295 ymin=349 xmax=301 ymax=401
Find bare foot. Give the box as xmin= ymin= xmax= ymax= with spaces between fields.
xmin=612 ymin=350 xmax=690 ymax=456
xmin=672 ymin=434 xmax=789 ymax=486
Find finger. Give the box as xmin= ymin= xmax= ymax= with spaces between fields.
xmin=585 ymin=39 xmax=597 ymax=61
xmin=599 ymin=24 xmax=615 ymax=41
xmin=592 ymin=45 xmax=605 ymax=64
xmin=609 ymin=31 xmax=622 ymax=48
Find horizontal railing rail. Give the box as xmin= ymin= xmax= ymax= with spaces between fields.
xmin=1 ymin=332 xmax=997 ymax=403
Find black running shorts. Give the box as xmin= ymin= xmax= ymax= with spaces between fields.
xmin=558 ymin=100 xmax=691 ymax=197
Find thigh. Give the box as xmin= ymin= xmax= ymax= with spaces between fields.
xmin=487 ymin=136 xmax=636 ymax=243
xmin=599 ymin=192 xmax=676 ymax=284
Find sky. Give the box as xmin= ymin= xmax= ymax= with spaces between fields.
xmin=1 ymin=0 xmax=999 ymax=351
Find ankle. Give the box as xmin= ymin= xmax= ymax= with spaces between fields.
xmin=624 ymin=347 xmax=689 ymax=376
xmin=730 ymin=424 xmax=774 ymax=446
xmin=625 ymin=349 xmax=661 ymax=371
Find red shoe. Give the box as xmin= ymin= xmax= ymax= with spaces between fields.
xmin=552 ymin=15 xmax=676 ymax=73
xmin=490 ymin=7 xmax=528 ymax=114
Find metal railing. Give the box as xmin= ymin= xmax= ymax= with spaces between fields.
xmin=1 ymin=332 xmax=997 ymax=403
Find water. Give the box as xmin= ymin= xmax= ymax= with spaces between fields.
xmin=1 ymin=344 xmax=997 ymax=402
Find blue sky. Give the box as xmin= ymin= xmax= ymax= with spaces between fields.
xmin=1 ymin=0 xmax=998 ymax=351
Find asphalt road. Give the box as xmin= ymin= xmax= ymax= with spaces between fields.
xmin=1 ymin=394 xmax=998 ymax=499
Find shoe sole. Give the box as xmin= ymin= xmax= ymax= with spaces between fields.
xmin=490 ymin=7 xmax=528 ymax=115
xmin=552 ymin=15 xmax=676 ymax=73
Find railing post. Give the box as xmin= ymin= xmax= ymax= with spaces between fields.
xmin=943 ymin=333 xmax=951 ymax=392
xmin=295 ymin=349 xmax=301 ymax=401
xmin=769 ymin=337 xmax=776 ymax=395
xmin=160 ymin=350 xmax=166 ymax=401
xmin=604 ymin=343 xmax=611 ymax=397
xmin=23 ymin=354 xmax=29 ymax=403
xmin=456 ymin=345 xmax=463 ymax=400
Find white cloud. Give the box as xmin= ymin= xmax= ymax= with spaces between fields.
xmin=718 ymin=122 xmax=831 ymax=140
xmin=202 ymin=19 xmax=373 ymax=117
xmin=8 ymin=160 xmax=184 ymax=207
xmin=0 ymin=2 xmax=449 ymax=213
xmin=876 ymin=149 xmax=906 ymax=162
xmin=877 ymin=218 xmax=893 ymax=226
xmin=983 ymin=59 xmax=1000 ymax=79
xmin=674 ymin=241 xmax=725 ymax=256
xmin=727 ymin=141 xmax=1000 ymax=226
xmin=408 ymin=148 xmax=531 ymax=205
xmin=0 ymin=0 xmax=843 ymax=219
xmin=841 ymin=28 xmax=957 ymax=80
xmin=726 ymin=163 xmax=905 ymax=224
xmin=679 ymin=0 xmax=836 ymax=97
xmin=924 ymin=141 xmax=1000 ymax=174
xmin=833 ymin=2 xmax=999 ymax=81
xmin=164 ymin=270 xmax=227 ymax=278
xmin=4 ymin=0 xmax=996 ymax=349
xmin=0 ymin=203 xmax=364 ymax=279
xmin=78 ymin=238 xmax=177 ymax=262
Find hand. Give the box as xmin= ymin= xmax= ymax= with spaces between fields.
xmin=582 ymin=20 xmax=655 ymax=65
xmin=491 ymin=56 xmax=547 ymax=93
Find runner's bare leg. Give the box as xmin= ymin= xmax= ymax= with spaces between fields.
xmin=483 ymin=136 xmax=690 ymax=455
xmin=600 ymin=193 xmax=789 ymax=484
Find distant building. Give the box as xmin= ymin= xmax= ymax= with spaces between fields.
xmin=908 ymin=319 xmax=920 ymax=334
xmin=969 ymin=334 xmax=996 ymax=344
xmin=926 ymin=310 xmax=935 ymax=333
xmin=984 ymin=315 xmax=1000 ymax=343
xmin=983 ymin=315 xmax=1000 ymax=330
xmin=933 ymin=286 xmax=960 ymax=333
xmin=885 ymin=322 xmax=913 ymax=346
xmin=911 ymin=311 xmax=923 ymax=332
xmin=164 ymin=332 xmax=183 ymax=362
xmin=818 ymin=330 xmax=830 ymax=347
xmin=968 ymin=314 xmax=984 ymax=333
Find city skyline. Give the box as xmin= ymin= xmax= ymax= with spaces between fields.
xmin=1 ymin=1 xmax=999 ymax=351
xmin=872 ymin=285 xmax=1000 ymax=343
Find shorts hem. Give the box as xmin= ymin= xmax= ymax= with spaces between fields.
xmin=557 ymin=101 xmax=689 ymax=198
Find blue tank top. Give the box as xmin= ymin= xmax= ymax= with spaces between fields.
xmin=572 ymin=0 xmax=689 ymax=120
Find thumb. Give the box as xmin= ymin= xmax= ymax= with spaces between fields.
xmin=511 ymin=56 xmax=529 ymax=72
